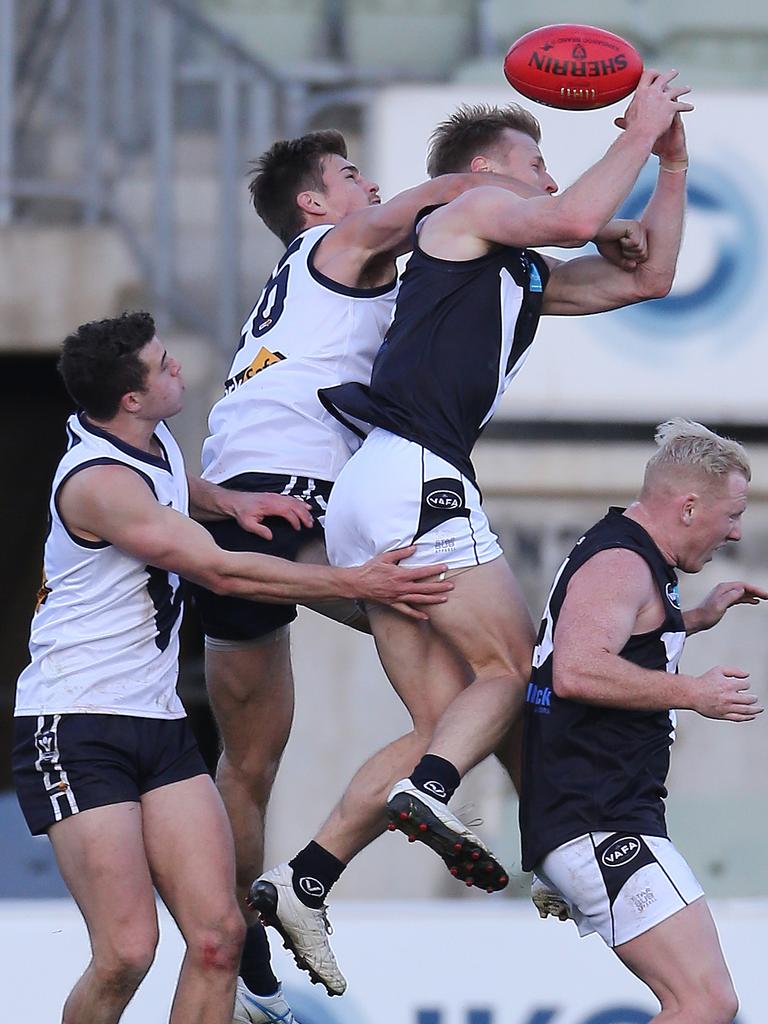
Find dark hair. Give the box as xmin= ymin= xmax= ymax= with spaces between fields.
xmin=58 ymin=311 xmax=156 ymax=420
xmin=248 ymin=129 xmax=347 ymax=245
xmin=427 ymin=103 xmax=542 ymax=177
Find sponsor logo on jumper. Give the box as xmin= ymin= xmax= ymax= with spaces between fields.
xmin=601 ymin=836 xmax=641 ymax=868
xmin=528 ymin=52 xmax=628 ymax=77
xmin=665 ymin=582 xmax=681 ymax=609
xmin=423 ymin=780 xmax=447 ymax=799
xmin=434 ymin=536 xmax=456 ymax=554
xmin=426 ymin=489 xmax=462 ymax=511
xmin=224 ymin=346 xmax=286 ymax=393
xmin=299 ymin=876 xmax=326 ymax=898
xmin=35 ymin=571 xmax=51 ymax=611
xmin=525 ymin=681 xmax=551 ymax=709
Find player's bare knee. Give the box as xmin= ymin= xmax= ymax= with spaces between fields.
xmin=699 ymin=978 xmax=738 ymax=1023
xmin=468 ymin=665 xmax=528 ymax=710
xmin=95 ymin=933 xmax=157 ymax=993
xmin=220 ymin=747 xmax=283 ymax=803
xmin=468 ymin=642 xmax=531 ymax=688
xmin=186 ymin=912 xmax=245 ymax=974
xmin=410 ymin=713 xmax=444 ymax=744
xmin=673 ymin=978 xmax=737 ymax=1024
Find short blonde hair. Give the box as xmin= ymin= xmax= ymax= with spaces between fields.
xmin=645 ymin=417 xmax=751 ymax=485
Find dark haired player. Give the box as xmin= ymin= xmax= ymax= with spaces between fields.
xmin=190 ymin=128 xmax=547 ymax=1014
xmin=520 ymin=419 xmax=764 ymax=1023
xmin=252 ymin=72 xmax=695 ymax=993
xmin=11 ymin=312 xmax=454 ymax=1024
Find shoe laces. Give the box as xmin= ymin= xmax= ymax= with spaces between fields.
xmin=320 ymin=904 xmax=334 ymax=935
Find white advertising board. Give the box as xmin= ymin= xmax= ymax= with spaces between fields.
xmin=369 ymin=87 xmax=768 ymax=423
xmin=1 ymin=898 xmax=763 ymax=1023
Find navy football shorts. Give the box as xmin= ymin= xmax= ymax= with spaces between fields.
xmin=13 ymin=713 xmax=208 ymax=835
xmin=188 ymin=472 xmax=332 ymax=642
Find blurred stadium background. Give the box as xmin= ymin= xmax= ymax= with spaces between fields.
xmin=1 ymin=1 xmax=767 ymax=1021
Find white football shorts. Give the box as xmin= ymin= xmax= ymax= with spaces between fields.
xmin=324 ymin=428 xmax=502 ymax=570
xmin=537 ymin=831 xmax=705 ymax=947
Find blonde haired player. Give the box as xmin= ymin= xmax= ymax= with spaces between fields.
xmin=521 ymin=419 xmax=765 ymax=1024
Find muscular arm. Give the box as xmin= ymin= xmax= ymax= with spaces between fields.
xmin=552 ymin=548 xmax=699 ymax=710
xmin=312 ymin=171 xmax=540 ymax=286
xmin=58 ymin=465 xmax=452 ymax=614
xmin=552 ymin=547 xmax=761 ymax=722
xmin=418 ymin=70 xmax=691 ymax=263
xmin=541 ymin=113 xmax=689 ymax=314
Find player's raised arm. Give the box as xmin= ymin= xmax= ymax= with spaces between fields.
xmin=541 ymin=111 xmax=691 ymax=315
xmin=58 ymin=463 xmax=452 ymax=616
xmin=424 ymin=70 xmax=692 ymax=258
xmin=316 ymin=170 xmax=541 ymax=266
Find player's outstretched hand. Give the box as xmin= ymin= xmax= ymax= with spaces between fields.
xmin=694 ymin=666 xmax=765 ymax=722
xmin=615 ymin=69 xmax=693 ymax=140
xmin=686 ymin=581 xmax=768 ymax=634
xmin=351 ymin=547 xmax=453 ymax=620
xmin=594 ymin=218 xmax=648 ymax=271
xmin=231 ymin=492 xmax=314 ymax=539
xmin=531 ymin=875 xmax=571 ymax=922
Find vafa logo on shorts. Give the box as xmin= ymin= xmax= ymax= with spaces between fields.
xmin=426 ymin=488 xmax=462 ymax=511
xmin=601 ymin=836 xmax=641 ymax=868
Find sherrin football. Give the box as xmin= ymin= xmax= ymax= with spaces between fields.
xmin=504 ymin=24 xmax=643 ymax=110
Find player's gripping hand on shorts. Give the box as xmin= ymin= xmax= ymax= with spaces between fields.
xmin=531 ymin=874 xmax=572 ymax=922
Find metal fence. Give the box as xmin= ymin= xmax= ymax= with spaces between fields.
xmin=0 ymin=0 xmax=396 ymax=354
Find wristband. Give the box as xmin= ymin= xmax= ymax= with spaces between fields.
xmin=659 ymin=159 xmax=689 ymax=173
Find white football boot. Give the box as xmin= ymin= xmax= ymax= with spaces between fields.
xmin=249 ymin=863 xmax=347 ymax=997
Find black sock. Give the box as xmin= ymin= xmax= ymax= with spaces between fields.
xmin=239 ymin=923 xmax=279 ymax=997
xmin=409 ymin=753 xmax=461 ymax=804
xmin=289 ymin=841 xmax=346 ymax=909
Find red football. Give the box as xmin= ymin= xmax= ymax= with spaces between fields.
xmin=504 ymin=24 xmax=643 ymax=110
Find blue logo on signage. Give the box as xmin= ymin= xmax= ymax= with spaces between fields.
xmin=613 ymin=162 xmax=759 ymax=341
xmin=416 ymin=1009 xmax=744 ymax=1024
xmin=285 ymin=988 xmax=744 ymax=1024
xmin=418 ymin=1009 xmax=652 ymax=1023
xmin=283 ymin=987 xmax=362 ymax=1024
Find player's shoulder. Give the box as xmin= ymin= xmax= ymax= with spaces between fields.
xmin=568 ymin=545 xmax=657 ymax=609
xmin=59 ymin=460 xmax=154 ymax=500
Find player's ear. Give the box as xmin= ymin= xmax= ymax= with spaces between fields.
xmin=681 ymin=494 xmax=698 ymax=525
xmin=121 ymin=390 xmax=142 ymax=415
xmin=296 ymin=189 xmax=326 ymax=216
xmin=469 ymin=154 xmax=491 ymax=174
